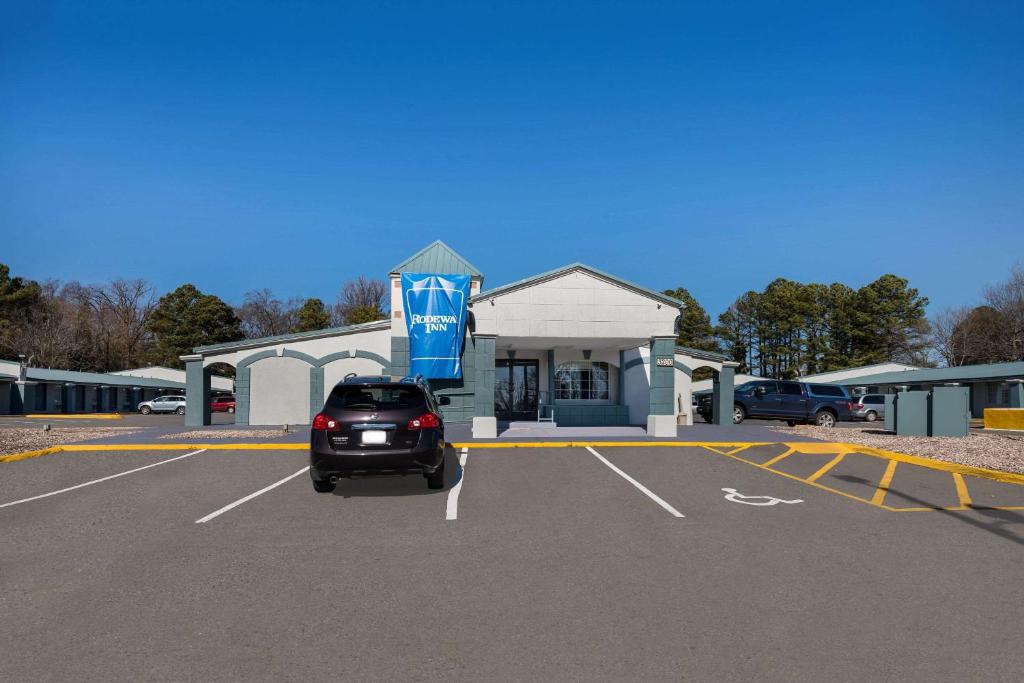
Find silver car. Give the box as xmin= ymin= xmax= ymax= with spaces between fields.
xmin=853 ymin=394 xmax=886 ymax=422
xmin=138 ymin=395 xmax=187 ymax=415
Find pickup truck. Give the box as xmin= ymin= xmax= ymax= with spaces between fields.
xmin=697 ymin=380 xmax=853 ymax=427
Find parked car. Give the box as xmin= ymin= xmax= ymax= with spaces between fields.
xmin=698 ymin=381 xmax=853 ymax=427
xmin=138 ymin=395 xmax=187 ymax=415
xmin=210 ymin=395 xmax=236 ymax=413
xmin=309 ymin=375 xmax=450 ymax=493
xmin=852 ymin=393 xmax=886 ymax=422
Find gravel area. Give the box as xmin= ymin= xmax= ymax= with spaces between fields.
xmin=768 ymin=426 xmax=1024 ymax=474
xmin=0 ymin=427 xmax=141 ymax=457
xmin=157 ymin=429 xmax=293 ymax=440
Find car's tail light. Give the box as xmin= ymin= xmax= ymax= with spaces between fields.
xmin=312 ymin=413 xmax=341 ymax=431
xmin=408 ymin=412 xmax=440 ymax=430
xmin=848 ymin=402 xmax=855 ymax=412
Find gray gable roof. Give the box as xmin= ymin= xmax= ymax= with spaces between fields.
xmin=839 ymin=361 xmax=1024 ymax=386
xmin=389 ymin=240 xmax=484 ymax=278
xmin=470 ymin=263 xmax=684 ymax=309
xmin=25 ymin=367 xmax=185 ymax=389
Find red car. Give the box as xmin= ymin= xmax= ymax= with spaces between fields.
xmin=210 ymin=396 xmax=237 ymax=413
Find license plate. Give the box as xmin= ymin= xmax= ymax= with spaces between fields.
xmin=360 ymin=430 xmax=387 ymax=445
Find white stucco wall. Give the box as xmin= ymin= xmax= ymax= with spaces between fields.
xmin=471 ymin=269 xmax=678 ymax=341
xmin=248 ymin=356 xmax=311 ymax=425
xmin=200 ymin=326 xmax=391 ymax=369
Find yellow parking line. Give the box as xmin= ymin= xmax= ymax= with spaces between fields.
xmin=806 ymin=453 xmax=846 ymax=484
xmin=23 ymin=413 xmax=123 ymax=420
xmin=872 ymin=460 xmax=899 ymax=506
xmin=761 ymin=447 xmax=796 ymax=468
xmin=952 ymin=473 xmax=972 ymax=507
xmin=726 ymin=445 xmax=753 ymax=456
xmin=0 ymin=446 xmax=63 ymax=464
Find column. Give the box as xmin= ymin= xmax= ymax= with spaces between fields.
xmin=646 ymin=336 xmax=676 ymax=437
xmin=472 ymin=334 xmax=497 ymax=438
xmin=711 ymin=363 xmax=736 ymax=426
xmin=184 ymin=356 xmax=211 ymax=426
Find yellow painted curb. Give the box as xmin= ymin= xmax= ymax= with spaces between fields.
xmin=448 ymin=441 xmax=774 ymax=449
xmin=0 ymin=446 xmax=63 ymax=463
xmin=843 ymin=444 xmax=1024 ymax=486
xmin=60 ymin=443 xmax=307 ymax=451
xmin=24 ymin=413 xmax=123 ymax=420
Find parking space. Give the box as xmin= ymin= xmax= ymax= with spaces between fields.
xmin=2 ymin=442 xmax=1024 ymax=680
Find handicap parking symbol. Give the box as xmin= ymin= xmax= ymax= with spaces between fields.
xmin=721 ymin=488 xmax=803 ymax=506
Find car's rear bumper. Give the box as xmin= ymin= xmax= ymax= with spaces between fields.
xmin=309 ymin=431 xmax=445 ymax=479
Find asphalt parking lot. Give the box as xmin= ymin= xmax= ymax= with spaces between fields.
xmin=2 ymin=444 xmax=1023 ymax=682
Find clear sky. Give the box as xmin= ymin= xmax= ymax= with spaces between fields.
xmin=2 ymin=1 xmax=1022 ymax=320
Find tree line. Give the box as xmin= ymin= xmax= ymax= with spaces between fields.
xmin=4 ymin=261 xmax=1022 ymax=378
xmin=0 ymin=264 xmax=388 ymax=372
xmin=668 ymin=265 xmax=1023 ymax=379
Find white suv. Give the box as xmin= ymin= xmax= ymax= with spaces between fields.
xmin=138 ymin=395 xmax=187 ymax=415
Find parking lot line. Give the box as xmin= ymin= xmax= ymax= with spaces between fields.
xmin=445 ymin=447 xmax=469 ymax=521
xmin=871 ymin=459 xmax=899 ymax=506
xmin=806 ymin=453 xmax=845 ymax=483
xmin=195 ymin=466 xmax=310 ymax=524
xmin=761 ymin=447 xmax=796 ymax=467
xmin=952 ymin=472 xmax=972 ymax=507
xmin=0 ymin=448 xmax=208 ymax=509
xmin=585 ymin=446 xmax=685 ymax=518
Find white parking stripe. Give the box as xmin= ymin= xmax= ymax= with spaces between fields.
xmin=0 ymin=449 xmax=208 ymax=509
xmin=585 ymin=446 xmax=685 ymax=518
xmin=445 ymin=447 xmax=469 ymax=521
xmin=195 ymin=466 xmax=310 ymax=524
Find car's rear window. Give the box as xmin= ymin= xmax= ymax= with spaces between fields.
xmin=808 ymin=384 xmax=847 ymax=397
xmin=326 ymin=385 xmax=426 ymax=411
xmin=862 ymin=395 xmax=884 ymax=404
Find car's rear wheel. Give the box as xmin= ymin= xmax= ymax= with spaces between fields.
xmin=815 ymin=410 xmax=836 ymax=428
xmin=228 ymin=406 xmax=235 ymax=414
xmin=175 ymin=406 xmax=186 ymax=415
xmin=312 ymin=479 xmax=335 ymax=493
xmin=786 ymin=420 xmax=799 ymax=427
xmin=733 ymin=405 xmax=745 ymax=424
xmin=865 ymin=411 xmax=877 ymax=422
xmin=140 ymin=406 xmax=151 ymax=415
xmin=426 ymin=457 xmax=445 ymax=490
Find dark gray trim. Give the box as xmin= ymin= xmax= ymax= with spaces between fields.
xmin=674 ymin=345 xmax=730 ymax=363
xmin=309 ymin=367 xmax=325 ymax=421
xmin=281 ymin=349 xmax=319 ymax=366
xmin=674 ymin=361 xmax=692 ymax=377
xmin=234 ymin=367 xmax=250 ymax=425
xmin=354 ymin=350 xmax=391 ymax=369
xmin=623 ymin=357 xmax=646 ymax=372
xmin=648 ymin=337 xmax=675 ymax=415
xmin=315 ymin=351 xmax=352 ymax=367
xmin=237 ymin=349 xmax=279 ymax=369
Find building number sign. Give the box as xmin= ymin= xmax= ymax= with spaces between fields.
xmin=656 ymin=357 xmax=674 ymax=367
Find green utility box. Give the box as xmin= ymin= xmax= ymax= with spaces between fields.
xmin=884 ymin=394 xmax=895 ymax=431
xmin=894 ymin=391 xmax=928 ymax=437
xmin=928 ymin=386 xmax=970 ymax=437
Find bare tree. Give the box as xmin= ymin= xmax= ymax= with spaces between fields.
xmin=91 ymin=279 xmax=155 ymax=369
xmin=334 ymin=276 xmax=387 ymax=325
xmin=237 ymin=289 xmax=300 ymax=339
xmin=983 ymin=264 xmax=1024 ymax=360
xmin=932 ymin=306 xmax=971 ymax=366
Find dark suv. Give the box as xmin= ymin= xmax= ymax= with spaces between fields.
xmin=309 ymin=375 xmax=450 ymax=493
xmin=698 ymin=380 xmax=853 ymax=427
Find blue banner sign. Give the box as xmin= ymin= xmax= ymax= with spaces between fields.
xmin=401 ymin=273 xmax=471 ymax=379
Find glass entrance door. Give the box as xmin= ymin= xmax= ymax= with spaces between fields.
xmin=495 ymin=359 xmax=539 ymax=421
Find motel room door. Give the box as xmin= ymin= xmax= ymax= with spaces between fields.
xmin=494 ymin=359 xmax=539 ymax=421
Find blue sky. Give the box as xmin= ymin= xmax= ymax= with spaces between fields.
xmin=2 ymin=1 xmax=1022 ymax=319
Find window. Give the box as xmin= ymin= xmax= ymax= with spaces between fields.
xmin=780 ymin=382 xmax=803 ymax=396
xmin=555 ymin=361 xmax=610 ymax=400
xmin=808 ymin=384 xmax=846 ymax=397
xmin=863 ymin=395 xmax=884 ymax=405
xmin=755 ymin=381 xmax=779 ymax=395
xmin=326 ymin=386 xmax=426 ymax=411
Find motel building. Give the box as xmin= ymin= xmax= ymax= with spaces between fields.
xmin=183 ymin=241 xmax=738 ymax=437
